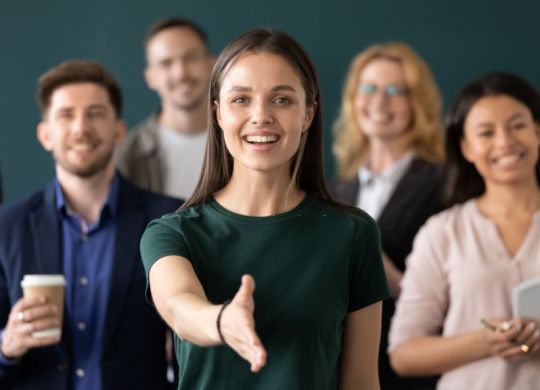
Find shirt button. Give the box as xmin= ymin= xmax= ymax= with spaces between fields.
xmin=80 ymin=276 xmax=89 ymax=286
xmin=76 ymin=368 xmax=85 ymax=378
xmin=77 ymin=322 xmax=86 ymax=331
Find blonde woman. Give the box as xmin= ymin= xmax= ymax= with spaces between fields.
xmin=331 ymin=42 xmax=444 ymax=390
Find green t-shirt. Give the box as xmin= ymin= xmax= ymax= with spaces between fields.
xmin=141 ymin=193 xmax=389 ymax=390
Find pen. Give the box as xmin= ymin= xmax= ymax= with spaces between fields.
xmin=480 ymin=318 xmax=530 ymax=353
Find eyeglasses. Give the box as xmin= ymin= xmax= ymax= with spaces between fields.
xmin=358 ymin=83 xmax=408 ymax=97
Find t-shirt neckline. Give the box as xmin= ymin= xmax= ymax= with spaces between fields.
xmin=208 ymin=192 xmax=314 ymax=224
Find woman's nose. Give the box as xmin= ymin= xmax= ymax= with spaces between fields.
xmin=250 ymin=101 xmax=273 ymax=125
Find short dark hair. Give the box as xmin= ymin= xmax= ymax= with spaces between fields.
xmin=37 ymin=60 xmax=123 ymax=118
xmin=183 ymin=28 xmax=332 ymax=209
xmin=444 ymin=71 xmax=540 ymax=206
xmin=144 ymin=17 xmax=208 ymax=49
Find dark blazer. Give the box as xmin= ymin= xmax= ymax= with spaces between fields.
xmin=330 ymin=157 xmax=443 ymax=390
xmin=0 ymin=175 xmax=181 ymax=390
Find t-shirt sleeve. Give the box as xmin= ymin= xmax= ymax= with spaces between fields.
xmin=348 ymin=215 xmax=390 ymax=312
xmin=140 ymin=213 xmax=191 ymax=278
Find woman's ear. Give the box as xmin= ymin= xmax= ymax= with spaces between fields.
xmin=303 ymin=102 xmax=317 ymax=132
xmin=214 ymin=100 xmax=222 ymax=126
xmin=460 ymin=137 xmax=473 ymax=163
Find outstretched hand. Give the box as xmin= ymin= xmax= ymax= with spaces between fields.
xmin=219 ymin=275 xmax=267 ymax=372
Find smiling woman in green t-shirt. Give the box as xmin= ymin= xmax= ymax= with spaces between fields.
xmin=140 ymin=28 xmax=390 ymax=390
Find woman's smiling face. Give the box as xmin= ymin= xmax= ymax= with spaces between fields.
xmin=354 ymin=57 xmax=412 ymax=142
xmin=461 ymin=94 xmax=540 ymax=186
xmin=215 ymin=52 xmax=315 ymax=176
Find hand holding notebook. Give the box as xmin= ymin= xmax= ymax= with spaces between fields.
xmin=513 ymin=276 xmax=540 ymax=320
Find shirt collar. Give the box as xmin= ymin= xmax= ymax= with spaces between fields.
xmin=358 ymin=152 xmax=414 ymax=186
xmin=54 ymin=173 xmax=120 ymax=220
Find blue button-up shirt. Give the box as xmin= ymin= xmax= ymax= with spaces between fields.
xmin=55 ymin=175 xmax=119 ymax=390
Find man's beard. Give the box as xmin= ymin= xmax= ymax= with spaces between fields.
xmin=169 ymin=78 xmax=207 ymax=112
xmin=173 ymin=94 xmax=206 ymax=112
xmin=54 ymin=149 xmax=113 ymax=178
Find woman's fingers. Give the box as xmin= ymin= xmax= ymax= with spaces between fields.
xmin=513 ymin=320 xmax=540 ymax=358
xmin=230 ymin=324 xmax=266 ymax=372
xmin=234 ymin=275 xmax=256 ymax=307
xmin=249 ymin=338 xmax=267 ymax=372
xmin=494 ymin=319 xmax=540 ymax=361
xmin=221 ymin=275 xmax=267 ymax=372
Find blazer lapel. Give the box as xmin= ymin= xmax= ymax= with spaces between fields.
xmin=102 ymin=179 xmax=147 ymax=352
xmin=378 ymin=158 xmax=425 ymax=223
xmin=28 ymin=182 xmax=69 ymax=363
xmin=29 ymin=183 xmax=62 ymax=274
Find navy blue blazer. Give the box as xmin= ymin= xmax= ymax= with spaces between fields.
xmin=0 ymin=175 xmax=181 ymax=389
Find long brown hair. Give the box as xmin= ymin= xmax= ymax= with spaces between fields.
xmin=333 ymin=42 xmax=444 ymax=180
xmin=182 ymin=28 xmax=332 ymax=208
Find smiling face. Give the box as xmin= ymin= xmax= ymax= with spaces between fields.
xmin=215 ymin=52 xmax=315 ymax=176
xmin=145 ymin=27 xmax=213 ymax=112
xmin=37 ymin=82 xmax=126 ymax=178
xmin=354 ymin=57 xmax=412 ymax=141
xmin=461 ymin=94 xmax=540 ymax=186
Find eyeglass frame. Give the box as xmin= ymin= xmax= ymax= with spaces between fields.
xmin=357 ymin=83 xmax=408 ymax=98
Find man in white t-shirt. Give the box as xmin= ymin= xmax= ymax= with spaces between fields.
xmin=116 ymin=18 xmax=213 ymax=199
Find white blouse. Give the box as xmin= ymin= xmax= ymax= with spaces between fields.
xmin=389 ymin=199 xmax=540 ymax=390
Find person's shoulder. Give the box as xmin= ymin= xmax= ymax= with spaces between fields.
xmin=128 ymin=113 xmax=159 ymax=136
xmin=119 ymin=177 xmax=182 ymax=214
xmin=327 ymin=176 xmax=358 ymax=202
xmin=408 ymin=157 xmax=443 ymax=182
xmin=141 ymin=189 xmax=183 ymax=211
xmin=421 ymin=200 xmax=473 ymax=235
xmin=310 ymin=195 xmax=376 ymax=231
xmin=145 ymin=202 xmax=208 ymax=233
xmin=0 ymin=188 xmax=48 ymax=234
xmin=116 ymin=114 xmax=159 ymax=156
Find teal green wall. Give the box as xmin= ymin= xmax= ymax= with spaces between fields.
xmin=2 ymin=0 xmax=539 ymax=201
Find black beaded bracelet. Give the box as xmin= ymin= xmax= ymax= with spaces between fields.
xmin=216 ymin=299 xmax=232 ymax=345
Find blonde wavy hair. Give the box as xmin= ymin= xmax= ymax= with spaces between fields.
xmin=332 ymin=42 xmax=444 ymax=180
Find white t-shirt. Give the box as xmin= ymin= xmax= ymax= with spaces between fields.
xmin=159 ymin=126 xmax=207 ymax=200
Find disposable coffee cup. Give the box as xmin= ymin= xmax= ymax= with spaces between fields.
xmin=21 ymin=275 xmax=66 ymax=338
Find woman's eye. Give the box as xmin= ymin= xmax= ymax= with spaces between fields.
xmin=274 ymin=97 xmax=290 ymax=105
xmin=511 ymin=122 xmax=527 ymax=130
xmin=232 ymin=97 xmax=248 ymax=104
xmin=478 ymin=130 xmax=493 ymax=137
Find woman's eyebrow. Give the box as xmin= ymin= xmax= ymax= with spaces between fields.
xmin=225 ymin=85 xmax=297 ymax=93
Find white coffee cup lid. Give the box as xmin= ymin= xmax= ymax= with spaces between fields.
xmin=21 ymin=275 xmax=66 ymax=288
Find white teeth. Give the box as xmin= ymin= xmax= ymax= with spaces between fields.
xmin=245 ymin=135 xmax=278 ymax=143
xmin=367 ymin=112 xmax=393 ymax=123
xmin=71 ymin=144 xmax=93 ymax=151
xmin=495 ymin=154 xmax=521 ymax=166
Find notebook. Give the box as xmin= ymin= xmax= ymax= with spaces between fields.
xmin=512 ymin=276 xmax=540 ymax=319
